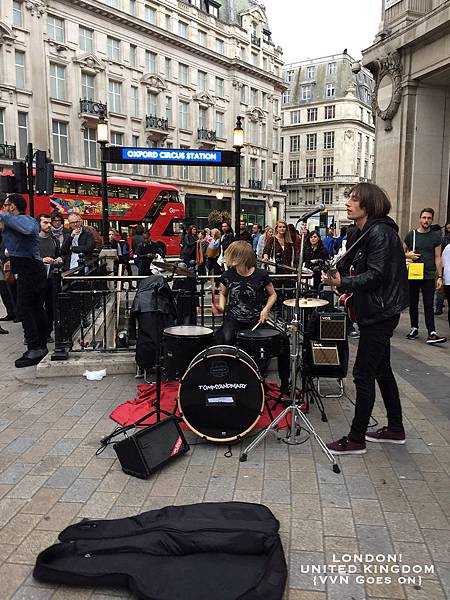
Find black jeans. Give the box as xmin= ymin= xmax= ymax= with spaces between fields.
xmin=15 ymin=267 xmax=47 ymax=350
xmin=444 ymin=285 xmax=450 ymax=328
xmin=215 ymin=316 xmax=290 ymax=386
xmin=408 ymin=278 xmax=436 ymax=334
xmin=349 ymin=315 xmax=404 ymax=443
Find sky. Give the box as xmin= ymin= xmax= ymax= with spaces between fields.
xmin=261 ymin=0 xmax=383 ymax=64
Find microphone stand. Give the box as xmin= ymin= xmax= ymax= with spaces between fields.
xmin=240 ymin=211 xmax=340 ymax=473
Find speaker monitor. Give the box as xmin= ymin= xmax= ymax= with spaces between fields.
xmin=319 ymin=313 xmax=347 ymax=341
xmin=113 ymin=416 xmax=189 ymax=479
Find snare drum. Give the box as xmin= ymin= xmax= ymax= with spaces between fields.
xmin=178 ymin=345 xmax=264 ymax=442
xmin=163 ymin=325 xmax=214 ymax=380
xmin=236 ymin=328 xmax=281 ymax=366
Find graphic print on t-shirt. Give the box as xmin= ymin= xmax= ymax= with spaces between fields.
xmin=220 ymin=268 xmax=270 ymax=323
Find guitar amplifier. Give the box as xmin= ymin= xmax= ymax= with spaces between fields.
xmin=319 ymin=313 xmax=347 ymax=341
xmin=113 ymin=416 xmax=189 ymax=479
xmin=305 ymin=341 xmax=348 ymax=379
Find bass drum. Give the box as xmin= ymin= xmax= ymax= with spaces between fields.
xmin=178 ymin=345 xmax=264 ymax=443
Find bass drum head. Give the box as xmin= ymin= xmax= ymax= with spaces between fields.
xmin=178 ymin=345 xmax=264 ymax=443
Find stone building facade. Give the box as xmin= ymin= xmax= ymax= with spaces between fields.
xmin=281 ymin=53 xmax=375 ymax=231
xmin=0 ymin=0 xmax=286 ymax=229
xmin=363 ymin=0 xmax=450 ymax=233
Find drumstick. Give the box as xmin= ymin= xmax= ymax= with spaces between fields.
xmin=251 ymin=321 xmax=261 ymax=331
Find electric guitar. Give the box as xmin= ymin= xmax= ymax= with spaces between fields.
xmin=322 ymin=258 xmax=356 ymax=322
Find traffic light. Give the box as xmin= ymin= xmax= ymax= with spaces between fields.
xmin=0 ymin=161 xmax=28 ymax=194
xmin=319 ymin=209 xmax=328 ymax=230
xmin=35 ymin=150 xmax=54 ymax=195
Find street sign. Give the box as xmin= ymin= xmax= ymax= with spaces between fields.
xmin=103 ymin=146 xmax=239 ymax=167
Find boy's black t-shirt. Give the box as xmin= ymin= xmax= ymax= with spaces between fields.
xmin=219 ymin=267 xmax=271 ymax=323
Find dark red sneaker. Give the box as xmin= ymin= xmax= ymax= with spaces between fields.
xmin=326 ymin=436 xmax=366 ymax=455
xmin=365 ymin=427 xmax=405 ymax=444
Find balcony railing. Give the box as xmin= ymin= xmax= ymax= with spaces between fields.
xmin=248 ymin=179 xmax=262 ymax=190
xmin=79 ymin=99 xmax=108 ymax=117
xmin=284 ymin=175 xmax=371 ymax=185
xmin=0 ymin=143 xmax=16 ymax=160
xmin=197 ymin=128 xmax=217 ymax=142
xmin=251 ymin=34 xmax=261 ymax=47
xmin=145 ymin=114 xmax=169 ymax=131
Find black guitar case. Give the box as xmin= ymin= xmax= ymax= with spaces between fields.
xmin=33 ymin=501 xmax=287 ymax=600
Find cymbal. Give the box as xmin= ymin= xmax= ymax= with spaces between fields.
xmin=152 ymin=261 xmax=195 ymax=277
xmin=283 ymin=298 xmax=329 ymax=308
xmin=257 ymin=259 xmax=313 ymax=277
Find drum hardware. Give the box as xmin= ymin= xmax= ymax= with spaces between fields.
xmin=152 ymin=261 xmax=195 ymax=278
xmin=241 ymin=208 xmax=341 ymax=474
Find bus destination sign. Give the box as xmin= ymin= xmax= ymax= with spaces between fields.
xmin=104 ymin=146 xmax=238 ymax=167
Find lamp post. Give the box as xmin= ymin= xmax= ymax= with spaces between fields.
xmin=97 ymin=108 xmax=110 ymax=248
xmin=233 ymin=116 xmax=244 ymax=238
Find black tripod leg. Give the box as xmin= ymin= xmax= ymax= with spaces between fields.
xmin=305 ymin=376 xmax=328 ymax=422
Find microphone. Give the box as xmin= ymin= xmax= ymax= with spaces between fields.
xmin=297 ymin=204 xmax=326 ymax=223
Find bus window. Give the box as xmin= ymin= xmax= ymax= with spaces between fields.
xmin=107 ymin=184 xmax=145 ymax=199
xmin=78 ymin=181 xmax=101 ymax=196
xmin=53 ymin=179 xmax=77 ymax=194
xmin=162 ymin=220 xmax=184 ymax=236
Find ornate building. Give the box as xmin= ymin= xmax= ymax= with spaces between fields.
xmin=0 ymin=0 xmax=286 ymax=228
xmin=281 ymin=53 xmax=375 ymax=231
xmin=363 ymin=0 xmax=450 ymax=233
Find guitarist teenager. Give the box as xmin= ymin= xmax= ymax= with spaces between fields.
xmin=321 ymin=183 xmax=409 ymax=455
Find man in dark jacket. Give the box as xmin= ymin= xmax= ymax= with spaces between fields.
xmin=38 ymin=214 xmax=63 ymax=342
xmin=61 ymin=213 xmax=95 ymax=270
xmin=322 ymin=183 xmax=409 ymax=455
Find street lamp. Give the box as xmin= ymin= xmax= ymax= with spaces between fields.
xmin=97 ymin=108 xmax=110 ymax=248
xmin=233 ymin=116 xmax=244 ymax=237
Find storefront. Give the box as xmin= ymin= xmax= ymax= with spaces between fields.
xmin=185 ymin=194 xmax=231 ymax=230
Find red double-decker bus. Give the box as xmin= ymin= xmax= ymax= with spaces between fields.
xmin=25 ymin=171 xmax=184 ymax=257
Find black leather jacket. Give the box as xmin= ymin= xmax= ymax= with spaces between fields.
xmin=339 ymin=216 xmax=409 ymax=327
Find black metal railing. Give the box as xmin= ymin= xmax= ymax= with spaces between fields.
xmin=79 ymin=99 xmax=108 ymax=117
xmin=251 ymin=34 xmax=261 ymax=47
xmin=248 ymin=179 xmax=262 ymax=189
xmin=197 ymin=128 xmax=217 ymax=142
xmin=145 ymin=114 xmax=169 ymax=131
xmin=0 ymin=143 xmax=17 ymax=160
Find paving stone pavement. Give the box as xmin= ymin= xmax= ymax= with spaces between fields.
xmin=0 ymin=309 xmax=449 ymax=599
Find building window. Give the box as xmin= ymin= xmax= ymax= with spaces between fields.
xmin=306 ymin=133 xmax=317 ymax=151
xmin=290 ymin=135 xmax=300 ymax=152
xmin=365 ymin=135 xmax=370 ymax=155
xmin=356 ymin=157 xmax=361 ymax=175
xmin=324 ymin=131 xmax=334 ymax=149
xmin=249 ymin=121 xmax=258 ymax=145
xmin=50 ymin=63 xmax=65 ymax=100
xmin=129 ymin=0 xmax=137 ymax=16
xmin=282 ymin=90 xmax=290 ymax=104
xmin=306 ymin=158 xmax=316 ymax=179
xmin=146 ymin=50 xmax=157 ymax=73
xmin=130 ymin=85 xmax=139 ymax=117
xmin=0 ymin=109 xmax=4 ymax=144
xmin=261 ymin=122 xmax=266 ymax=146
xmin=357 ymin=132 xmax=362 ymax=152
xmin=52 ymin=120 xmax=68 ymax=164
xmin=13 ymin=1 xmax=23 ymax=27
xmin=107 ymin=36 xmax=121 ymax=61
xmin=261 ymin=92 xmax=267 ymax=110
xmin=325 ymin=83 xmax=335 ymax=97
xmin=79 ymin=26 xmax=93 ymax=52
xmin=147 ymin=92 xmax=158 ymax=115
xmin=198 ymin=30 xmax=207 ymax=47
xmin=272 ymin=128 xmax=279 ymax=152
xmin=323 ymin=157 xmax=334 ymax=178
xmin=197 ymin=70 xmax=207 ymax=91
xmin=110 ymin=132 xmax=123 ymax=171
xmin=324 ymin=105 xmax=335 ymax=119
xmin=273 ymin=99 xmax=280 ymax=116
xmin=285 ymin=70 xmax=294 ymax=83
xmin=327 ymin=62 xmax=336 ymax=76
xmin=208 ymin=3 xmax=219 ymax=18
xmin=215 ymin=111 xmax=224 ymax=138
xmin=145 ymin=5 xmax=156 ymax=24
xmin=165 ymin=14 xmax=171 ymax=31
xmin=251 ymin=52 xmax=258 ymax=66
xmin=179 ymin=101 xmax=189 ymax=129
xmin=17 ymin=112 xmax=28 ymax=158
xmin=240 ymin=85 xmax=247 ymax=104
xmin=198 ymin=107 xmax=207 ymax=129
xmin=290 ymin=110 xmax=300 ymax=124
xmin=367 ymin=110 xmax=371 ymax=123
xmin=216 ymin=38 xmax=224 ymax=54
xmin=105 ymin=0 xmax=119 ymax=6
xmin=84 ymin=127 xmax=97 ymax=168
xmin=15 ymin=50 xmax=25 ymax=88
xmin=108 ymin=80 xmax=122 ymax=113
xmin=250 ymin=87 xmax=258 ymax=105
xmin=307 ymin=108 xmax=317 ymax=122
xmin=215 ymin=76 xmax=224 ymax=97
xmin=301 ymin=85 xmax=312 ymax=101
xmin=178 ymin=20 xmax=188 ymax=38
xmin=165 ymin=96 xmax=172 ymax=124
xmin=165 ymin=141 xmax=172 ymax=177
xmin=165 ymin=57 xmax=171 ymax=79
xmin=306 ymin=66 xmax=315 ymax=79
xmin=81 ymin=73 xmax=95 ymax=100
xmin=179 ymin=63 xmax=189 ymax=86
xmin=364 ymin=160 xmax=369 ymax=178
xmin=48 ymin=14 xmax=64 ymax=42
xmin=322 ymin=187 xmax=333 ymax=205
xmin=129 ymin=44 xmax=137 ymax=67
xmin=305 ymin=187 xmax=315 ymax=206
xmin=289 ymin=160 xmax=299 ymax=179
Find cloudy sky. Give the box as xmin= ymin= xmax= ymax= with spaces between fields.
xmin=261 ymin=0 xmax=383 ymax=64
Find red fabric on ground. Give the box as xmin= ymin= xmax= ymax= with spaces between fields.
xmin=110 ymin=381 xmax=299 ymax=431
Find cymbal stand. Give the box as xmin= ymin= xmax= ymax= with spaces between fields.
xmin=240 ymin=218 xmax=340 ymax=473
